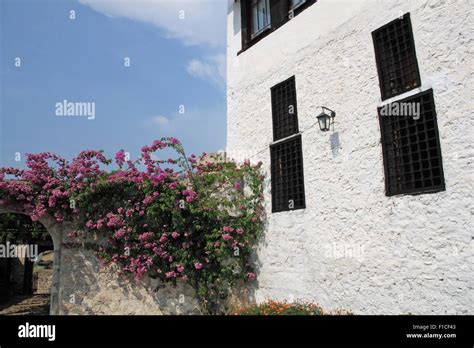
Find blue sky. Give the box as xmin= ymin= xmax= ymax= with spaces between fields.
xmin=0 ymin=0 xmax=227 ymax=168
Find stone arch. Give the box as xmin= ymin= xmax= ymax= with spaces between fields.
xmin=0 ymin=206 xmax=64 ymax=315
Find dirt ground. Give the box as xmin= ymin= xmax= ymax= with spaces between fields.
xmin=0 ymin=294 xmax=50 ymax=315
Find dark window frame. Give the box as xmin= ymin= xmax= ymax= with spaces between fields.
xmin=372 ymin=13 xmax=422 ymax=101
xmin=378 ymin=89 xmax=446 ymax=197
xmin=238 ymin=0 xmax=317 ymax=55
xmin=270 ymin=134 xmax=306 ymax=213
xmin=271 ymin=75 xmax=299 ymax=141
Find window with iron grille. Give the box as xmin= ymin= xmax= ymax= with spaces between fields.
xmin=270 ymin=134 xmax=306 ymax=212
xmin=372 ymin=13 xmax=421 ymax=100
xmin=271 ymin=76 xmax=299 ymax=141
xmin=378 ymin=89 xmax=445 ymax=196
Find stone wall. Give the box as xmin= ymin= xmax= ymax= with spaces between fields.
xmin=226 ymin=0 xmax=473 ymax=314
xmin=32 ymin=270 xmax=52 ymax=295
xmin=0 ymin=208 xmax=211 ymax=315
xmin=57 ymin=236 xmax=251 ymax=315
xmin=57 ymin=243 xmax=200 ymax=315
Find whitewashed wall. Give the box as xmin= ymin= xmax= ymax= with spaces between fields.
xmin=227 ymin=0 xmax=473 ymax=314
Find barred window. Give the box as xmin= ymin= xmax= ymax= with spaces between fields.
xmin=271 ymin=76 xmax=299 ymax=141
xmin=378 ymin=89 xmax=445 ymax=196
xmin=270 ymin=134 xmax=306 ymax=212
xmin=372 ymin=13 xmax=421 ymax=100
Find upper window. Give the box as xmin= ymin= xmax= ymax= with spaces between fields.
xmin=290 ymin=0 xmax=306 ymax=9
xmin=239 ymin=0 xmax=317 ymax=53
xmin=378 ymin=89 xmax=445 ymax=196
xmin=251 ymin=0 xmax=271 ymax=38
xmin=372 ymin=13 xmax=421 ymax=100
xmin=271 ymin=76 xmax=299 ymax=141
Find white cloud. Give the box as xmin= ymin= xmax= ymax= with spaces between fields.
xmin=186 ymin=54 xmax=226 ymax=86
xmin=145 ymin=106 xmax=226 ymax=152
xmin=78 ymin=0 xmax=226 ymax=47
xmin=150 ymin=115 xmax=169 ymax=126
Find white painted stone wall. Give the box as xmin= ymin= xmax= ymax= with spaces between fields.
xmin=227 ymin=0 xmax=473 ymax=314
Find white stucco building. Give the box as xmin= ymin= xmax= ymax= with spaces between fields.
xmin=226 ymin=0 xmax=473 ymax=314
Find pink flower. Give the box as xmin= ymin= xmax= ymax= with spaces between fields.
xmin=138 ymin=232 xmax=154 ymax=242
xmin=166 ymin=271 xmax=176 ymax=278
xmin=117 ymin=207 xmax=123 ymax=214
xmin=159 ymin=233 xmax=168 ymax=243
xmin=152 ymin=140 xmax=164 ymax=148
xmin=236 ymin=228 xmax=244 ymax=235
xmin=177 ymin=265 xmax=185 ymax=273
xmin=222 ymin=234 xmax=232 ymax=241
xmin=234 ymin=182 xmax=242 ymax=190
xmin=125 ymin=209 xmax=134 ymax=217
xmin=182 ymin=189 xmax=198 ymax=203
xmin=142 ymin=196 xmax=153 ymax=205
xmin=247 ymin=272 xmax=256 ymax=281
xmin=168 ymin=182 xmax=178 ymax=190
xmin=171 ymin=231 xmax=179 ymax=239
xmin=158 ymin=173 xmax=166 ymax=181
xmin=214 ymin=241 xmax=221 ymax=248
xmin=115 ymin=150 xmax=126 ymax=166
xmin=114 ymin=229 xmax=126 ymax=238
xmin=223 ymin=226 xmax=234 ymax=233
xmin=194 ymin=262 xmax=203 ymax=270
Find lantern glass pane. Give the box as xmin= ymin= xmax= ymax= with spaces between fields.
xmin=318 ymin=114 xmax=328 ymax=131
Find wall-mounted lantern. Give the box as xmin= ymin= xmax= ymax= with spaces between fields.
xmin=317 ymin=106 xmax=336 ymax=132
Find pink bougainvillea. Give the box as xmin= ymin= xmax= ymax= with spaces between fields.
xmin=0 ymin=137 xmax=265 ymax=313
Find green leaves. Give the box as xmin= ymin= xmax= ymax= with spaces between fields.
xmin=1 ymin=138 xmax=266 ymax=314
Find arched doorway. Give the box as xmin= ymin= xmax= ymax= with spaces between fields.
xmin=0 ymin=212 xmax=60 ymax=315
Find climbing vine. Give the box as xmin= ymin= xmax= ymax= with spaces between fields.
xmin=0 ymin=138 xmax=265 ymax=313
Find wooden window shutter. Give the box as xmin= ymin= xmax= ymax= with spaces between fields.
xmin=270 ymin=0 xmax=289 ymax=29
xmin=240 ymin=0 xmax=251 ymax=50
